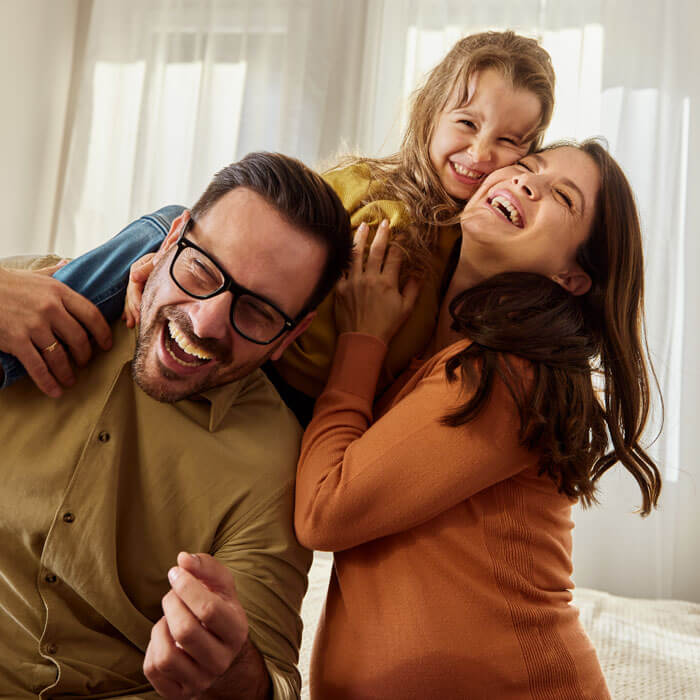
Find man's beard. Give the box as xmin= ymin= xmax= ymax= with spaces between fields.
xmin=131 ymin=304 xmax=276 ymax=403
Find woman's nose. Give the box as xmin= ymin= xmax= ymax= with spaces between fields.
xmin=512 ymin=172 xmax=539 ymax=199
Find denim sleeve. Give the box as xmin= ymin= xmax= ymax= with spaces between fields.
xmin=0 ymin=205 xmax=185 ymax=389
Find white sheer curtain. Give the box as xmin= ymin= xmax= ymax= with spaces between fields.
xmin=43 ymin=0 xmax=699 ymax=601
xmin=52 ymin=0 xmax=368 ymax=256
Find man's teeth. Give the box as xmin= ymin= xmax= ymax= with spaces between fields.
xmin=168 ymin=321 xmax=212 ymax=361
xmin=452 ymin=162 xmax=484 ymax=179
xmin=489 ymin=195 xmax=522 ymax=227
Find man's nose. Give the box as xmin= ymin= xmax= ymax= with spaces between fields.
xmin=188 ymin=293 xmax=232 ymax=341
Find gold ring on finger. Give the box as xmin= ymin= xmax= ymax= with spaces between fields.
xmin=42 ymin=341 xmax=59 ymax=354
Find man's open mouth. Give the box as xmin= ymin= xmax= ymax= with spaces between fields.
xmin=487 ymin=194 xmax=524 ymax=228
xmin=164 ymin=320 xmax=213 ymax=368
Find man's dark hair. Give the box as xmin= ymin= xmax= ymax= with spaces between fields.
xmin=191 ymin=152 xmax=352 ymax=312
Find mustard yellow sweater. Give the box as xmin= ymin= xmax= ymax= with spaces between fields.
xmin=275 ymin=163 xmax=462 ymax=397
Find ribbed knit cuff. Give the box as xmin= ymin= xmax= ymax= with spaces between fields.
xmin=326 ymin=333 xmax=388 ymax=401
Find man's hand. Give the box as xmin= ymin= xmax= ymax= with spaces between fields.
xmin=144 ymin=552 xmax=270 ymax=699
xmin=0 ymin=266 xmax=112 ymax=397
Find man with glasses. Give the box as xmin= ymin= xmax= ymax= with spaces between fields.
xmin=0 ymin=153 xmax=352 ymax=699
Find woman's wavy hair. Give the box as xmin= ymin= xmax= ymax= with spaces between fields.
xmin=443 ymin=140 xmax=661 ymax=515
xmin=332 ymin=30 xmax=555 ymax=276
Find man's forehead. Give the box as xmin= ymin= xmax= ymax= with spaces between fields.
xmin=191 ymin=188 xmax=325 ymax=315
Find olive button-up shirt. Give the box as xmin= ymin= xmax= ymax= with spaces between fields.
xmin=0 ymin=322 xmax=310 ymax=699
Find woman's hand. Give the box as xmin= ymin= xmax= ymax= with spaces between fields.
xmin=335 ymin=220 xmax=420 ymax=344
xmin=122 ymin=253 xmax=156 ymax=328
xmin=0 ymin=266 xmax=112 ymax=397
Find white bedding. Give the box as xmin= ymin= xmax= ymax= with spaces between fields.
xmin=300 ymin=553 xmax=700 ymax=699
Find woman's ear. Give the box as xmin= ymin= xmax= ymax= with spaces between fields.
xmin=551 ymin=264 xmax=592 ymax=296
xmin=153 ymin=212 xmax=190 ymax=266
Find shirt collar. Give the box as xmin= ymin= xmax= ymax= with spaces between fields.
xmin=200 ymin=379 xmax=248 ymax=432
xmin=120 ymin=324 xmax=250 ymax=432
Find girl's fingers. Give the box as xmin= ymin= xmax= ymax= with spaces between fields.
xmin=366 ymin=219 xmax=390 ymax=273
xmin=351 ymin=222 xmax=370 ymax=278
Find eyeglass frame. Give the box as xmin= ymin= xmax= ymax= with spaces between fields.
xmin=168 ymin=218 xmax=304 ymax=345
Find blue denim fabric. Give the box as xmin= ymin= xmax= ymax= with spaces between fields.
xmin=0 ymin=205 xmax=184 ymax=389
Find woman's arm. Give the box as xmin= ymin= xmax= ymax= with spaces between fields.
xmin=294 ymin=220 xmax=538 ymax=552
xmin=294 ymin=333 xmax=538 ymax=551
xmin=0 ymin=205 xmax=182 ymax=394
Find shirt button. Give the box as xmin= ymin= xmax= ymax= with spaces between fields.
xmin=46 ymin=642 xmax=58 ymax=655
xmin=45 ymin=573 xmax=58 ymax=584
xmin=98 ymin=431 xmax=110 ymax=443
xmin=62 ymin=512 xmax=75 ymax=523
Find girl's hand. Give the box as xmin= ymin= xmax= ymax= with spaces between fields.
xmin=122 ymin=253 xmax=156 ymax=328
xmin=335 ymin=220 xmax=420 ymax=344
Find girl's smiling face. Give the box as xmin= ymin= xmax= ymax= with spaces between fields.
xmin=429 ymin=68 xmax=543 ymax=201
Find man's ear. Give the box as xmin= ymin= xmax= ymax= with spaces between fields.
xmin=551 ymin=264 xmax=592 ymax=296
xmin=152 ymin=211 xmax=190 ymax=266
xmin=270 ymin=311 xmax=317 ymax=361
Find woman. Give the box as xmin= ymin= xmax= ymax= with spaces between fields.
xmin=294 ymin=140 xmax=661 ymax=699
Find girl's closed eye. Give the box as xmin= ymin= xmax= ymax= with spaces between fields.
xmin=517 ymin=160 xmax=533 ymax=172
xmin=460 ymin=119 xmax=476 ymax=129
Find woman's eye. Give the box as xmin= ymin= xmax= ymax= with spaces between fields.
xmin=557 ymin=189 xmax=573 ymax=208
xmin=500 ymin=137 xmax=517 ymax=145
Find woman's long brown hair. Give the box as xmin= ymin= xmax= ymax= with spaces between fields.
xmin=443 ymin=141 xmax=662 ymax=515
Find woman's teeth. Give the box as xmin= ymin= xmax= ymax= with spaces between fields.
xmin=489 ymin=195 xmax=522 ymax=227
xmin=452 ymin=162 xmax=484 ymax=180
xmin=167 ymin=321 xmax=212 ymax=366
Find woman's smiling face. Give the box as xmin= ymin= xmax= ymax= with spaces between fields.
xmin=459 ymin=146 xmax=601 ymax=295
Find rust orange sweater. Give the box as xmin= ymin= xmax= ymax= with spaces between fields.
xmin=295 ymin=333 xmax=610 ymax=700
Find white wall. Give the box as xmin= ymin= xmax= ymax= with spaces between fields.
xmin=0 ymin=0 xmax=78 ymax=256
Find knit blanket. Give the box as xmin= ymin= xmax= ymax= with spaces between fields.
xmin=574 ymin=587 xmax=700 ymax=699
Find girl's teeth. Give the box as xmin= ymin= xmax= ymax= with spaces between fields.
xmin=452 ymin=162 xmax=483 ymax=179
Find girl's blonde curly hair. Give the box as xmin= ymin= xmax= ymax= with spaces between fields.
xmin=332 ymin=31 xmax=555 ymax=276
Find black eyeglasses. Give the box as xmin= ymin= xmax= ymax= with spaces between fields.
xmin=169 ymin=219 xmax=301 ymax=344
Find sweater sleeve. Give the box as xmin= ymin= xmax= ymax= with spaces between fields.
xmin=294 ymin=333 xmax=540 ymax=552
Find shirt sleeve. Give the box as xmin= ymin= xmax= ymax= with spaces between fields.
xmin=212 ymin=480 xmax=312 ymax=700
xmin=0 ymin=205 xmax=183 ymax=389
xmin=295 ymin=333 xmax=540 ymax=552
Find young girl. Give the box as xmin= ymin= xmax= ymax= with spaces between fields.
xmin=0 ymin=31 xmax=555 ymax=407
xmin=295 ymin=140 xmax=661 ymax=698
